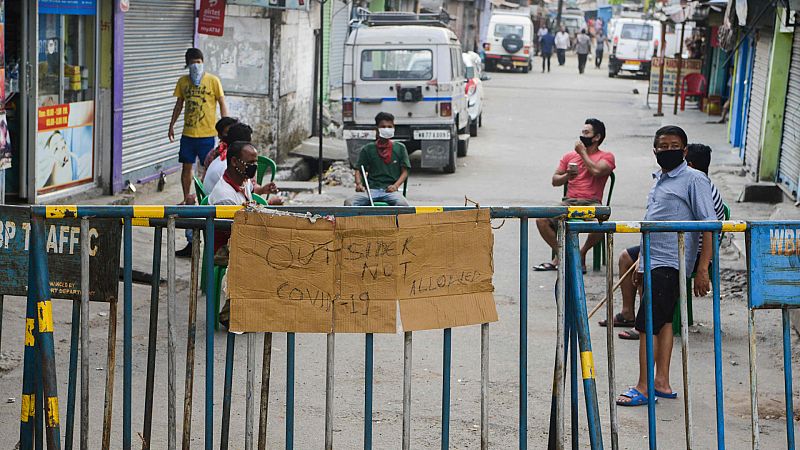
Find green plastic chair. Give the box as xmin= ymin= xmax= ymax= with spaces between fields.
xmin=672 ymin=203 xmax=731 ymax=336
xmin=561 ymin=172 xmax=615 ymax=270
xmin=257 ymin=155 xmax=277 ymax=185
xmin=373 ymin=179 xmax=409 ymax=206
xmin=194 ymin=176 xmax=207 ymax=202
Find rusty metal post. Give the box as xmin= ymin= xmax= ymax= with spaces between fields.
xmin=257 ymin=333 xmax=273 ymax=450
xmin=677 ymin=233 xmax=694 ymax=448
xmin=605 ymin=232 xmax=619 ymax=450
xmin=79 ymin=219 xmax=90 ymax=450
xmin=101 ymin=301 xmax=118 ymax=450
xmin=142 ymin=226 xmax=163 ymax=450
xmin=182 ymin=229 xmax=201 ymax=450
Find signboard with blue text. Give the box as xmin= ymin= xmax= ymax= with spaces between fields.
xmin=227 ymin=0 xmax=309 ymax=11
xmin=748 ymin=222 xmax=800 ymax=309
xmin=40 ymin=0 xmax=97 ymax=16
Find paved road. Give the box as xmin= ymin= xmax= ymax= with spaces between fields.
xmin=0 ymin=56 xmax=796 ymax=448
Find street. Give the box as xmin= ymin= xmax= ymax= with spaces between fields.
xmin=0 ymin=54 xmax=797 ymax=449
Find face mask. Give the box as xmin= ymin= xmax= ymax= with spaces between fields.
xmin=655 ymin=149 xmax=684 ymax=172
xmin=235 ymin=158 xmax=258 ymax=179
xmin=189 ymin=63 xmax=204 ymax=86
xmin=378 ymin=127 xmax=395 ymax=140
xmin=579 ymin=136 xmax=594 ymax=147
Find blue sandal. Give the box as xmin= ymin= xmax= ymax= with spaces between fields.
xmin=655 ymin=389 xmax=678 ymax=399
xmin=616 ymin=387 xmax=657 ymax=407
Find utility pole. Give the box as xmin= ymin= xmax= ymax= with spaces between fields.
xmin=556 ymin=0 xmax=563 ymax=27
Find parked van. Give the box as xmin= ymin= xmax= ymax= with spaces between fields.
xmin=342 ymin=12 xmax=470 ymax=174
xmin=483 ymin=11 xmax=534 ymax=73
xmin=608 ymin=18 xmax=695 ymax=78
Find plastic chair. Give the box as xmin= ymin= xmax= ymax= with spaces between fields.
xmin=562 ymin=172 xmax=615 ymax=271
xmin=257 ymin=155 xmax=277 ymax=185
xmin=680 ymin=73 xmax=707 ymax=111
xmin=673 ymin=202 xmax=730 ymax=336
xmin=373 ymin=178 xmax=409 ymax=206
xmin=193 ymin=176 xmax=207 ymax=201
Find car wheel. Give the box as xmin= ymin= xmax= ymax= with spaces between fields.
xmin=457 ymin=135 xmax=469 ymax=157
xmin=469 ymin=118 xmax=478 ymax=137
xmin=444 ymin=129 xmax=457 ymax=173
xmin=522 ymin=64 xmax=530 ymax=73
xmin=478 ymin=113 xmax=483 ymax=127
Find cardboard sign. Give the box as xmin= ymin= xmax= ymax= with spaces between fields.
xmin=648 ymin=57 xmax=702 ymax=96
xmin=0 ymin=205 xmax=121 ymax=302
xmin=748 ymin=223 xmax=800 ymax=309
xmin=228 ymin=210 xmax=497 ymax=333
xmin=198 ymin=0 xmax=226 ymax=36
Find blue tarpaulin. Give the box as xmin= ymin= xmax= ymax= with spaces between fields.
xmin=40 ymin=0 xmax=96 ymax=16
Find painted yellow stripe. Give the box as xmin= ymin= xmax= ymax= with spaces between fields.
xmin=131 ymin=218 xmax=150 ymax=227
xmin=615 ymin=222 xmax=641 ymax=233
xmin=37 ymin=301 xmax=54 ymax=334
xmin=580 ymin=351 xmax=596 ymax=380
xmin=721 ymin=221 xmax=746 ymax=232
xmin=45 ymin=205 xmax=77 ymax=219
xmin=215 ymin=205 xmax=243 ymax=219
xmin=415 ymin=206 xmax=444 ymax=214
xmin=567 ymin=206 xmax=597 ymax=219
xmin=46 ymin=397 xmax=60 ymax=427
xmin=133 ymin=205 xmax=165 ymax=218
xmin=25 ymin=318 xmax=35 ymax=347
xmin=20 ymin=394 xmax=34 ymax=423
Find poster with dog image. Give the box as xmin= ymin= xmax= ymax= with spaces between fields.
xmin=36 ymin=100 xmax=94 ymax=193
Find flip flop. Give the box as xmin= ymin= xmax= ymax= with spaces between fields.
xmin=534 ymin=262 xmax=558 ymax=271
xmin=618 ymin=328 xmax=640 ymax=340
xmin=655 ymin=390 xmax=678 ymax=399
xmin=599 ymin=312 xmax=635 ymax=328
xmin=616 ymin=387 xmax=656 ymax=407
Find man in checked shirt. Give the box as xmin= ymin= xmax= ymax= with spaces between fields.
xmin=616 ymin=126 xmax=717 ymax=407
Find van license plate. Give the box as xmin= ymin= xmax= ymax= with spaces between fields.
xmin=414 ymin=130 xmax=450 ymax=140
xmin=623 ymin=60 xmax=640 ymax=68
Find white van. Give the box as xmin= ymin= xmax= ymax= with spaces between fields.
xmin=608 ymin=18 xmax=695 ymax=77
xmin=483 ymin=11 xmax=534 ymax=73
xmin=342 ymin=12 xmax=470 ymax=173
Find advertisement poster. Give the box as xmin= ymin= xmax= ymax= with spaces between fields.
xmin=0 ymin=113 xmax=10 ymax=170
xmin=40 ymin=0 xmax=97 ymax=16
xmin=649 ymin=57 xmax=702 ymax=96
xmin=36 ymin=101 xmax=94 ymax=193
xmin=198 ymin=0 xmax=226 ymax=36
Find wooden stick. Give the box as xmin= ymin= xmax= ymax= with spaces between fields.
xmin=588 ymin=257 xmax=640 ymax=319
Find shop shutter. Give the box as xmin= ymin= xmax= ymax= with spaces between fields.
xmin=122 ymin=0 xmax=196 ymax=181
xmin=328 ymin=0 xmax=349 ymax=89
xmin=743 ymin=31 xmax=772 ymax=180
xmin=777 ymin=31 xmax=800 ymax=198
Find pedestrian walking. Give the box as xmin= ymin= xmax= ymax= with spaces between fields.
xmin=169 ymin=47 xmax=228 ymax=256
xmin=555 ymin=26 xmax=570 ymax=66
xmin=575 ymin=29 xmax=591 ymax=74
xmin=595 ymin=29 xmax=605 ymax=69
xmin=540 ymin=28 xmax=555 ymax=72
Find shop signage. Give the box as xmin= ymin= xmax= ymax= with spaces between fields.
xmin=40 ymin=0 xmax=97 ymax=16
xmin=227 ymin=0 xmax=309 ymax=11
xmin=198 ymin=0 xmax=227 ymax=36
xmin=748 ymin=223 xmax=800 ymax=309
xmin=0 ymin=205 xmax=121 ymax=302
xmin=35 ymin=101 xmax=94 ymax=194
xmin=648 ymin=57 xmax=702 ymax=96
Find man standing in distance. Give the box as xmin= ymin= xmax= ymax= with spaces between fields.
xmin=575 ymin=29 xmax=592 ymax=74
xmin=555 ymin=26 xmax=571 ymax=66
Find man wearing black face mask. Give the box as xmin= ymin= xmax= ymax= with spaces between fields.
xmin=616 ymin=126 xmax=716 ymax=408
xmin=208 ymin=141 xmax=277 ymax=208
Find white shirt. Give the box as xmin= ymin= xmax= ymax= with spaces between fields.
xmin=208 ymin=175 xmax=253 ymax=206
xmin=555 ymin=31 xmax=571 ymax=50
xmin=204 ymin=157 xmax=227 ymax=195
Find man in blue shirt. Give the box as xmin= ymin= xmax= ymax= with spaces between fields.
xmin=617 ymin=126 xmax=716 ymax=407
xmin=540 ymin=28 xmax=556 ymax=73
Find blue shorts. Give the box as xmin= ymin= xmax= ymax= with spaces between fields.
xmin=179 ymin=136 xmax=215 ymax=164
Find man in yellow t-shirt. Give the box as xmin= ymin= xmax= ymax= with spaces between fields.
xmin=169 ymin=48 xmax=228 ymax=207
xmin=169 ymin=48 xmax=228 ymax=257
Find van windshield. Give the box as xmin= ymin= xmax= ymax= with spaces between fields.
xmin=494 ymin=24 xmax=524 ymax=37
xmin=361 ymin=49 xmax=433 ymax=80
xmin=620 ymin=23 xmax=653 ymax=41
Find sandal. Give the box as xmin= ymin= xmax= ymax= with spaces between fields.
xmin=534 ymin=262 xmax=558 ymax=271
xmin=616 ymin=387 xmax=656 ymax=407
xmin=655 ymin=389 xmax=678 ymax=399
xmin=618 ymin=328 xmax=640 ymax=340
xmin=598 ymin=312 xmax=635 ymax=328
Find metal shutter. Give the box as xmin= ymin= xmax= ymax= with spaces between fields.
xmin=743 ymin=31 xmax=772 ymax=180
xmin=778 ymin=31 xmax=800 ymax=197
xmin=122 ymin=0 xmax=195 ymax=181
xmin=329 ymin=0 xmax=349 ymax=89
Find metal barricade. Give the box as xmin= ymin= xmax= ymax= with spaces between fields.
xmin=18 ymin=204 xmax=610 ymax=450
xmin=566 ymin=220 xmax=797 ymax=450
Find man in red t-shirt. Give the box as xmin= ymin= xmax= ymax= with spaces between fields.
xmin=534 ymin=118 xmax=615 ymax=271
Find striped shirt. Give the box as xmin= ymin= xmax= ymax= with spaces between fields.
xmin=697 ymin=179 xmax=726 ymax=253
xmin=638 ymin=162 xmax=717 ymax=272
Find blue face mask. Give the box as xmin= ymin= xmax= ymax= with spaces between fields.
xmin=189 ymin=63 xmax=204 ymax=86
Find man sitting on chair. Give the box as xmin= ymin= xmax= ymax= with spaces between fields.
xmin=345 ymin=112 xmax=410 ymax=206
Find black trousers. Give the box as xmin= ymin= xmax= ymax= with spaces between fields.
xmin=577 ymin=53 xmax=588 ymax=73
xmin=542 ymin=53 xmax=552 ymax=72
xmin=556 ymin=49 xmax=566 ymax=65
xmin=595 ymin=49 xmax=604 ymax=68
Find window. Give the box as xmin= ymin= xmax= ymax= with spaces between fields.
xmin=620 ymin=24 xmax=653 ymax=41
xmin=360 ymin=49 xmax=433 ymax=81
xmin=494 ymin=23 xmax=524 ymax=38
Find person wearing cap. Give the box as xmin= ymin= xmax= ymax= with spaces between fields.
xmin=169 ymin=47 xmax=228 ymax=256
